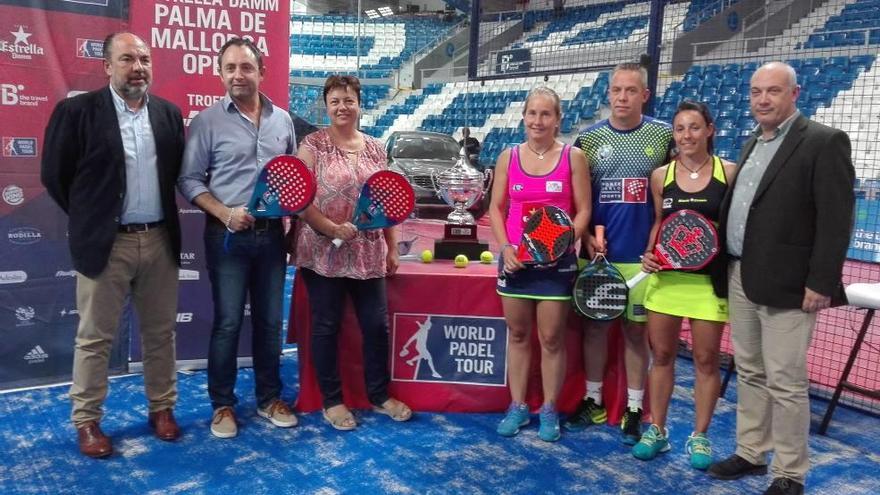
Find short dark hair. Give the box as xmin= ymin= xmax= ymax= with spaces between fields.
xmin=673 ymin=99 xmax=716 ymax=153
xmin=217 ymin=37 xmax=263 ymax=70
xmin=323 ymin=75 xmax=361 ymax=104
xmin=102 ymin=32 xmax=118 ymax=61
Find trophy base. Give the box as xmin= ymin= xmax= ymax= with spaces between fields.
xmin=434 ymin=239 xmax=489 ymax=260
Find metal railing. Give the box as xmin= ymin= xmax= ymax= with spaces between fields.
xmin=690 ymin=27 xmax=880 ymax=61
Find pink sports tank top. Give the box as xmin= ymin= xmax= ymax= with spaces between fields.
xmin=505 ymin=144 xmax=574 ymax=244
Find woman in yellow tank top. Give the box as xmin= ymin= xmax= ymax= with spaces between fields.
xmin=633 ymin=100 xmax=738 ymax=470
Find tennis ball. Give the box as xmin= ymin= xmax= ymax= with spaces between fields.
xmin=480 ymin=251 xmax=494 ymax=263
xmin=420 ymin=249 xmax=434 ymax=263
xmin=454 ymin=254 xmax=468 ymax=268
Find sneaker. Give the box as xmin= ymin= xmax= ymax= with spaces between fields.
xmin=257 ymin=399 xmax=298 ymax=428
xmin=686 ymin=432 xmax=712 ymax=470
xmin=707 ymin=454 xmax=768 ymax=480
xmin=764 ymin=477 xmax=804 ymax=495
xmin=538 ymin=405 xmax=561 ymax=442
xmin=620 ymin=407 xmax=643 ymax=445
xmin=632 ymin=424 xmax=670 ymax=460
xmin=496 ymin=403 xmax=530 ymax=437
xmin=211 ymin=406 xmax=238 ymax=439
xmin=562 ymin=398 xmax=607 ymax=432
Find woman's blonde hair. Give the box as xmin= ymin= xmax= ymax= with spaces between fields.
xmin=522 ymin=86 xmax=563 ymax=136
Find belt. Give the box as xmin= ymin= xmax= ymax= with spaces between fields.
xmin=251 ymin=218 xmax=280 ymax=231
xmin=208 ymin=216 xmax=280 ymax=231
xmin=118 ymin=221 xmax=164 ymax=233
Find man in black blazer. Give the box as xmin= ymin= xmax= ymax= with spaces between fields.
xmin=41 ymin=32 xmax=185 ymax=458
xmin=707 ymin=62 xmax=854 ymax=495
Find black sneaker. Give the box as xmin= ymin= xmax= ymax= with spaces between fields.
xmin=763 ymin=478 xmax=804 ymax=495
xmin=707 ymin=454 xmax=768 ymax=480
xmin=620 ymin=407 xmax=642 ymax=445
xmin=562 ymin=398 xmax=607 ymax=432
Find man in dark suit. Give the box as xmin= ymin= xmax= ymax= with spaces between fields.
xmin=41 ymin=32 xmax=185 ymax=458
xmin=458 ymin=127 xmax=482 ymax=169
xmin=707 ymin=62 xmax=854 ymax=495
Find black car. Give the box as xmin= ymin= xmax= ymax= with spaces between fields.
xmin=385 ymin=130 xmax=492 ymax=219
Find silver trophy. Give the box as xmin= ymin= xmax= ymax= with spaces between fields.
xmin=431 ymin=146 xmax=489 ymax=259
xmin=433 ymin=146 xmax=485 ymax=225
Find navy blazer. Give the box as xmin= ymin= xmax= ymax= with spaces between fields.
xmin=41 ymin=87 xmax=185 ymax=278
xmin=712 ymin=114 xmax=855 ymax=308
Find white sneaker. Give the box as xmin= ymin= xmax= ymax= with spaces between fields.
xmin=210 ymin=406 xmax=238 ymax=439
xmin=258 ymin=399 xmax=298 ymax=428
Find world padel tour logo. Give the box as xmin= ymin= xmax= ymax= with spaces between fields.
xmin=599 ymin=178 xmax=648 ymax=203
xmin=0 ymin=26 xmax=45 ymax=61
xmin=3 ymin=137 xmax=37 ymax=157
xmin=392 ymin=313 xmax=508 ymax=386
xmin=76 ymin=38 xmax=104 ymax=59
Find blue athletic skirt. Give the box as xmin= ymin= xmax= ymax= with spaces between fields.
xmin=496 ymin=251 xmax=578 ymax=300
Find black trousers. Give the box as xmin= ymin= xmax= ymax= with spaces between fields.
xmin=300 ymin=268 xmax=391 ymax=409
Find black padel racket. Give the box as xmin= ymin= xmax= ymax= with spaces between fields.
xmin=573 ymin=226 xmax=627 ymax=320
xmin=516 ymin=205 xmax=574 ymax=265
xmin=247 ymin=155 xmax=316 ymax=217
xmin=332 ymin=170 xmax=415 ymax=247
xmin=626 ymin=209 xmax=719 ymax=288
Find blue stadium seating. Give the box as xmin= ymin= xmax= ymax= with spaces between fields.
xmin=803 ymin=0 xmax=880 ymax=49
xmin=523 ymin=3 xmax=629 ymax=43
xmin=290 ymin=15 xmax=461 ymax=79
xmin=561 ymin=15 xmax=649 ymax=46
xmin=659 ymin=55 xmax=877 ymax=160
xmin=683 ymin=0 xmax=743 ymax=32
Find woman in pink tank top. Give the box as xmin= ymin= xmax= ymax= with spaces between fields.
xmin=488 ymin=87 xmax=591 ymax=442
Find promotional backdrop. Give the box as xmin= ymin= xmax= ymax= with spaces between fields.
xmin=0 ymin=0 xmax=291 ymax=389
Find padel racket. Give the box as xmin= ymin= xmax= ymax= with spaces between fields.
xmin=516 ymin=205 xmax=574 ymax=265
xmin=332 ymin=170 xmax=415 ymax=247
xmin=626 ymin=209 xmax=719 ymax=288
xmin=246 ymin=155 xmax=316 ymax=217
xmin=226 ymin=155 xmax=316 ymax=251
xmin=573 ymin=226 xmax=628 ymax=320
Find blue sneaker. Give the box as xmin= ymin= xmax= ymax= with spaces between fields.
xmin=497 ymin=403 xmax=530 ymax=437
xmin=686 ymin=432 xmax=713 ymax=470
xmin=538 ymin=404 xmax=561 ymax=442
xmin=620 ymin=407 xmax=643 ymax=445
xmin=632 ymin=424 xmax=671 ymax=460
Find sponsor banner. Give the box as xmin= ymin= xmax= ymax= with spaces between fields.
xmin=848 ymin=198 xmax=880 ymax=263
xmin=495 ymin=47 xmax=530 ymax=75
xmin=129 ymin=0 xmax=290 ymax=126
xmin=0 ymin=23 xmax=45 ymax=63
xmin=75 ymin=37 xmax=103 ymax=59
xmin=392 ymin=313 xmax=507 ymax=386
xmin=2 ymin=136 xmax=37 ymax=157
xmin=0 ymin=269 xmax=27 ymax=283
xmin=598 ymin=177 xmax=649 ymax=204
xmin=0 ymin=0 xmax=127 ymax=19
xmin=7 ymin=225 xmax=41 ymax=244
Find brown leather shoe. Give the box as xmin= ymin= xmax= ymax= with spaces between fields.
xmin=76 ymin=421 xmax=112 ymax=458
xmin=148 ymin=409 xmax=180 ymax=441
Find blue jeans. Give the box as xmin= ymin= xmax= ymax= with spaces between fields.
xmin=300 ymin=268 xmax=391 ymax=409
xmin=204 ymin=220 xmax=285 ymax=410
